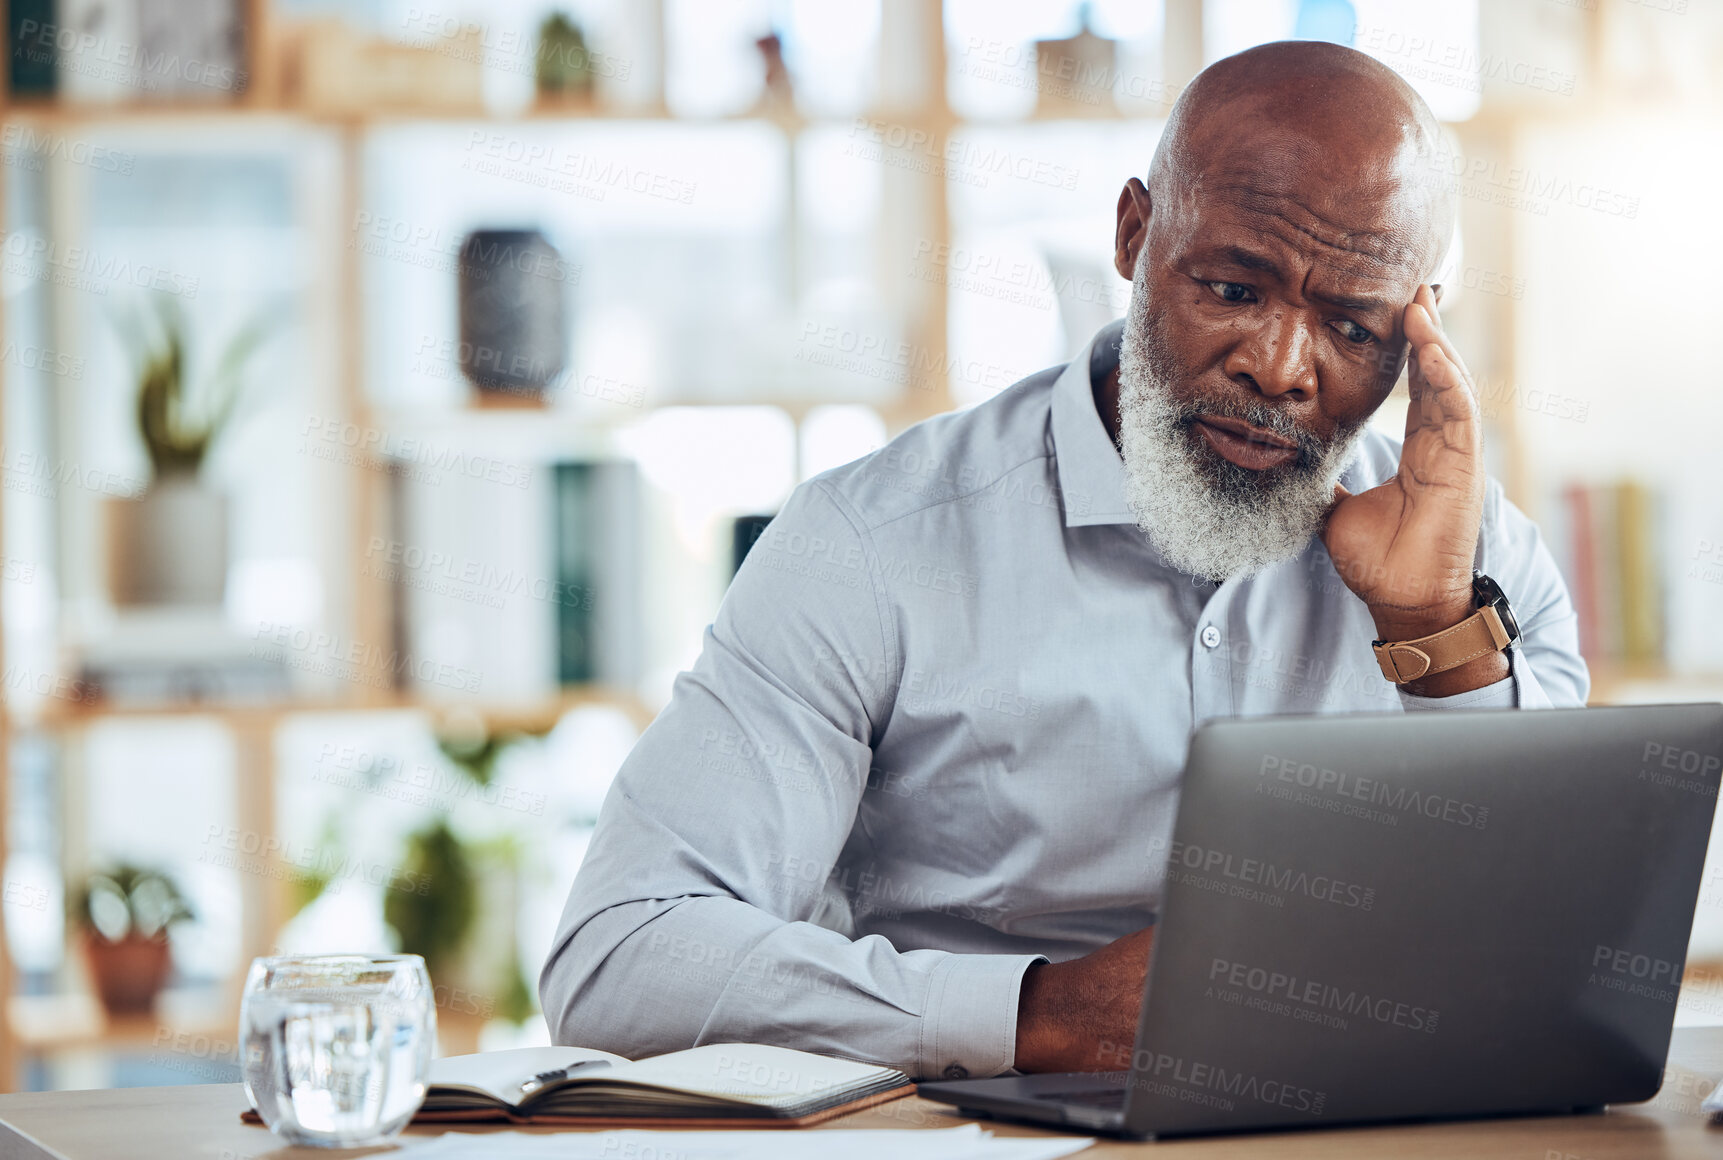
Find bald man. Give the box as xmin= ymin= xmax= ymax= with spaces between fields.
xmin=541 ymin=42 xmax=1587 ymax=1078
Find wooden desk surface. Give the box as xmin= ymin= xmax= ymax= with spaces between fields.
xmin=2 ymin=1027 xmax=1721 ymax=1160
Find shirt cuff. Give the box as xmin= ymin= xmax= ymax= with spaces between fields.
xmin=1397 ymin=643 xmax=1549 ymax=712
xmin=1398 ymin=672 xmax=1516 ymax=711
xmin=919 ymin=953 xmax=1047 ymax=1080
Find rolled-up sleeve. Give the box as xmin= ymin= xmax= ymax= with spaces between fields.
xmin=539 ymin=479 xmax=1042 ymax=1078
xmin=1400 ymin=480 xmax=1589 ymax=712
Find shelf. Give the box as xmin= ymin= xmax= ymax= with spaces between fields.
xmin=7 ymin=990 xmax=234 ymax=1054
xmin=0 ymin=99 xmax=1159 ymax=132
xmin=29 ymin=685 xmax=656 ymax=731
xmin=5 ymin=96 xmax=1681 ymax=134
xmin=1587 ymin=664 xmax=1723 ymax=707
xmin=9 ymin=986 xmax=491 ymax=1060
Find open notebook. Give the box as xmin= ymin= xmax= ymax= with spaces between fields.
xmin=243 ymin=1043 xmax=915 ymax=1129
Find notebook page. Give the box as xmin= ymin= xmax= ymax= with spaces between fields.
xmin=429 ymin=1046 xmax=630 ymax=1106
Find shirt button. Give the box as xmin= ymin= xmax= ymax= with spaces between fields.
xmin=943 ymin=1064 xmax=969 ymax=1080
xmin=1200 ymin=625 xmax=1222 ymax=649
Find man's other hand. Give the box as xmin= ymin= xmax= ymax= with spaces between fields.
xmin=1014 ymin=927 xmax=1155 ymax=1073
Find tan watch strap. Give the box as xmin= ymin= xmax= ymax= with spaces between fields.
xmin=1373 ymin=606 xmax=1514 ymax=684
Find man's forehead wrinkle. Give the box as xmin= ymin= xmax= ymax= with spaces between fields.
xmin=1205 ymin=184 xmax=1432 ymax=270
xmin=1164 ymin=113 xmax=1445 ymax=263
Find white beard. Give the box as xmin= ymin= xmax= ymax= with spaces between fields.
xmin=1115 ymin=258 xmax=1368 ymax=582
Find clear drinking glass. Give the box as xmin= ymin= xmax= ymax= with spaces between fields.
xmin=240 ymin=954 xmax=437 ymax=1147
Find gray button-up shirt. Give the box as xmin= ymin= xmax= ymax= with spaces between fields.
xmin=541 ymin=321 xmax=1588 ymax=1079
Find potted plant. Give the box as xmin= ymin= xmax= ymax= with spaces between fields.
xmin=534 ymin=12 xmax=596 ymax=109
xmin=108 ymin=299 xmax=264 ymax=607
xmin=75 ymin=864 xmax=195 ymax=1016
xmin=378 ymin=717 xmax=543 ymax=1051
xmin=286 ymin=716 xmax=542 ymax=1052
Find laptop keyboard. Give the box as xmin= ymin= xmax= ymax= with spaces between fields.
xmin=1032 ymin=1088 xmax=1127 ymax=1109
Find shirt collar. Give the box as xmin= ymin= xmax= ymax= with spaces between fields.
xmin=1051 ymin=319 xmax=1136 ymax=528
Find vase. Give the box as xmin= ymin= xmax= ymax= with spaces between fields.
xmin=107 ymin=473 xmax=229 ymax=607
xmin=456 ymin=229 xmax=569 ymax=406
xmin=83 ymin=931 xmax=174 ymax=1017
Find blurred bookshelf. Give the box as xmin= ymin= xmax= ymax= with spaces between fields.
xmin=2 ymin=0 xmax=1720 ymax=1090
xmin=0 ymin=0 xmax=969 ymax=1090
xmin=1588 ymin=666 xmax=1723 ymax=711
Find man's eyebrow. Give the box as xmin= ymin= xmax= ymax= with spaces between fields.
xmin=1205 ymin=246 xmax=1398 ymax=315
xmin=1313 ymin=289 xmax=1396 ymax=315
xmin=1212 ymin=246 xmax=1282 ymax=277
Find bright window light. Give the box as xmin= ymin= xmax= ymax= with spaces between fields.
xmin=225 ymin=558 xmax=324 ymax=630
xmin=1204 ymin=0 xmax=1482 ymax=122
xmin=3 ymin=852 xmax=62 ymax=972
xmin=665 ymin=0 xmax=772 ymax=117
xmin=1088 ymin=0 xmax=1166 ymax=40
xmin=781 ymin=0 xmax=881 ymax=116
xmin=945 ymin=0 xmax=1086 ymax=119
xmin=800 ymin=406 xmax=887 ymax=480
xmin=1203 ymin=0 xmax=1302 ymax=66
xmin=617 ymin=406 xmax=797 ymax=546
xmin=1350 ymin=0 xmax=1481 ymax=122
xmin=544 ymin=706 xmax=642 ymax=823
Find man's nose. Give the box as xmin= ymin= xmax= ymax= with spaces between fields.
xmin=1223 ymin=311 xmax=1318 ymax=400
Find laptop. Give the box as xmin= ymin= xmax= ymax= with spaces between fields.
xmin=919 ymin=703 xmax=1723 ymax=1139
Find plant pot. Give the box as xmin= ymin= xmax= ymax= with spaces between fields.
xmin=83 ymin=931 xmax=174 ymax=1017
xmin=107 ymin=474 xmax=229 ymax=607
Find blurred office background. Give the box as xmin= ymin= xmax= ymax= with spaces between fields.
xmin=0 ymin=0 xmax=1720 ymax=1091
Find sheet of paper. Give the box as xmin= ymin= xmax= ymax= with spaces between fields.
xmin=390 ymin=1124 xmax=1095 ymax=1160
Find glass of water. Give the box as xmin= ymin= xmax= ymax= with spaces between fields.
xmin=240 ymin=954 xmax=437 ymax=1147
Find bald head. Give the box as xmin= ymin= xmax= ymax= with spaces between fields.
xmin=1149 ymin=41 xmax=1454 ymax=280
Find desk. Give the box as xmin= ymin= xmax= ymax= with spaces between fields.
xmin=0 ymin=1028 xmax=1720 ymax=1160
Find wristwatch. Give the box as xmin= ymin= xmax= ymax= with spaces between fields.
xmin=1372 ymin=573 xmax=1520 ymax=685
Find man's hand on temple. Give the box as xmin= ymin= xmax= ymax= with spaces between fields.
xmin=1014 ymin=927 xmax=1156 ymax=1073
xmin=1322 ymin=285 xmax=1508 ymax=696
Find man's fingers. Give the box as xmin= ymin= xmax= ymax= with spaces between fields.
xmin=1417 ymin=342 xmax=1469 ymax=397
xmin=1403 ymin=285 xmax=1475 ymax=439
xmin=1404 ymin=295 xmax=1472 ymax=387
xmin=1404 ymin=327 xmax=1430 ymax=437
xmin=1403 ymin=294 xmax=1439 ymax=348
xmin=1415 ymin=342 xmax=1480 ymax=429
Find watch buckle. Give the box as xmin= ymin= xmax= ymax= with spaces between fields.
xmin=1378 ymin=643 xmax=1433 ymax=683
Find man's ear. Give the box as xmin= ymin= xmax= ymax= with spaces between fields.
xmin=1114 ymin=178 xmax=1152 ymax=282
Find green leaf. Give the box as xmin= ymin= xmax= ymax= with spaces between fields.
xmin=383 ymin=819 xmax=477 ymax=980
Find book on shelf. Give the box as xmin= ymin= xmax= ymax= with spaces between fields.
xmin=7 ymin=0 xmax=57 ymax=97
xmin=1551 ymin=479 xmax=1666 ymax=672
xmin=242 ymin=1043 xmax=913 ymax=1129
xmin=1615 ymin=481 xmax=1662 ymax=665
xmin=382 ymin=454 xmax=642 ymax=701
xmin=555 ymin=461 xmax=643 ymax=687
xmin=1559 ymin=485 xmax=1601 ymax=660
xmin=731 ymin=513 xmax=776 ymax=578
